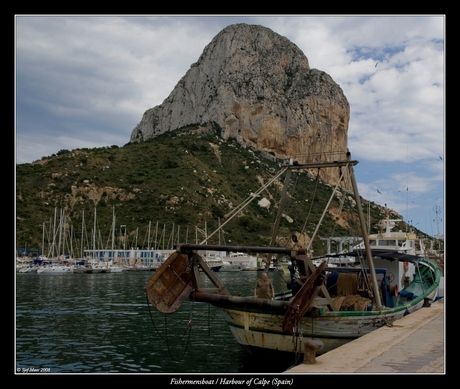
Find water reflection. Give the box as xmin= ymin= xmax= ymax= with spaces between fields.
xmin=16 ymin=270 xmax=290 ymax=374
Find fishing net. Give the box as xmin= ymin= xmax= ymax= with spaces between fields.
xmin=333 ymin=295 xmax=372 ymax=311
xmin=336 ymin=272 xmax=358 ymax=295
xmin=330 ymin=273 xmax=372 ymax=311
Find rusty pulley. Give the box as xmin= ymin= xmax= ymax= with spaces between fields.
xmin=146 ymin=251 xmax=194 ymax=313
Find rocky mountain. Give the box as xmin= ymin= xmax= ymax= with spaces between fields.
xmin=130 ymin=23 xmax=349 ymax=184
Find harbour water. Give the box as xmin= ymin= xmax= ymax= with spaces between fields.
xmin=15 ymin=269 xmax=293 ymax=374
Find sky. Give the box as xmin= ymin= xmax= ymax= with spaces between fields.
xmin=14 ymin=15 xmax=445 ymax=239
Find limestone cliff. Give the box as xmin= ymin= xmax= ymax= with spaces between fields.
xmin=130 ymin=23 xmax=350 ymax=173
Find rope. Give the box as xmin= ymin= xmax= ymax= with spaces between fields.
xmin=330 ymin=166 xmax=349 ymax=237
xmin=300 ymin=169 xmax=320 ymax=237
xmin=145 ymin=288 xmax=194 ymax=361
xmin=290 ymin=305 xmax=304 ymax=365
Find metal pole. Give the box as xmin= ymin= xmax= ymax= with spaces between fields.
xmin=176 ymin=243 xmax=295 ymax=256
xmin=347 ymin=153 xmax=382 ymax=309
xmin=270 ymin=166 xmax=292 ymax=246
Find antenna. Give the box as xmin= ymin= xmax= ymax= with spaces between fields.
xmin=433 ymin=205 xmax=442 ymax=238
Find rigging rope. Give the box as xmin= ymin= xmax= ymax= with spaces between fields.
xmin=275 ymin=173 xmax=299 ymax=233
xmin=145 ymin=289 xmax=195 ymax=361
xmin=204 ymin=166 xmax=289 ymax=244
xmin=330 ymin=166 xmax=348 ymax=237
xmin=300 ymin=168 xmax=320 ymax=237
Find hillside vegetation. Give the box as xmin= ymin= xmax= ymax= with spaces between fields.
xmin=16 ymin=125 xmax=413 ymax=258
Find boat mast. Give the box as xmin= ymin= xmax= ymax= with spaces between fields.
xmin=41 ymin=222 xmax=45 ymax=258
xmin=92 ymin=207 xmax=97 ymax=260
xmin=270 ymin=162 xmax=292 ymax=246
xmin=47 ymin=207 xmax=57 ymax=258
xmin=80 ymin=209 xmax=85 ymax=260
xmin=269 ymin=151 xmax=382 ymax=309
xmin=347 ymin=153 xmax=382 ymax=309
xmin=58 ymin=209 xmax=63 ymax=258
xmin=69 ymin=224 xmax=74 ymax=260
xmin=147 ymin=221 xmax=151 ymax=249
xmin=111 ymin=205 xmax=115 ymax=257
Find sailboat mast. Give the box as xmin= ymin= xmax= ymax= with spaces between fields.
xmin=42 ymin=222 xmax=45 ymax=258
xmin=70 ymin=224 xmax=74 ymax=260
xmin=81 ymin=210 xmax=85 ymax=260
xmin=93 ymin=207 xmax=97 ymax=259
xmin=57 ymin=209 xmax=62 ymax=258
xmin=154 ymin=221 xmax=158 ymax=250
xmin=112 ymin=206 xmax=115 ymax=252
xmin=47 ymin=207 xmax=57 ymax=258
xmin=147 ymin=221 xmax=151 ymax=249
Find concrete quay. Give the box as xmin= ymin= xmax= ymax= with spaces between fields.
xmin=284 ymin=298 xmax=445 ymax=374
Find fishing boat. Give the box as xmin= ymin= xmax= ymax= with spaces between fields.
xmin=145 ymin=152 xmax=441 ymax=366
xmin=354 ymin=212 xmax=420 ymax=255
xmin=202 ymin=252 xmax=224 ymax=272
xmin=221 ymin=252 xmax=258 ymax=269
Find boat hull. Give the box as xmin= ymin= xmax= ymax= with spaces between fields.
xmin=73 ymin=266 xmax=111 ymax=273
xmin=18 ymin=265 xmax=38 ymax=273
xmin=218 ymin=290 xmax=437 ymax=358
xmin=219 ymin=265 xmax=245 ymax=272
xmin=221 ymin=308 xmax=401 ymax=356
xmin=207 ymin=259 xmax=439 ymax=360
xmin=147 ymin=240 xmax=441 ymax=363
xmin=37 ymin=265 xmax=75 ymax=274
